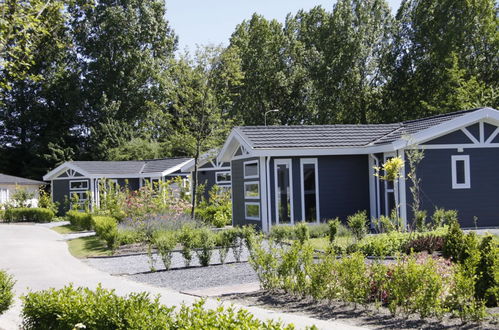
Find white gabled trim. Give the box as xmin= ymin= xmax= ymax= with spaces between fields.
xmin=408 ymin=143 xmax=499 ymax=150
xmin=244 ymin=202 xmax=260 ymax=221
xmin=218 ymin=128 xmax=254 ymax=163
xmin=461 ymin=128 xmax=480 ymax=144
xmin=451 ymin=155 xmax=471 ymax=189
xmin=160 ymin=159 xmax=194 ymax=177
xmin=43 ymin=162 xmax=92 ymax=181
xmin=244 ymin=181 xmax=260 ymax=199
xmin=485 ymin=127 xmax=499 ymax=144
xmin=299 ymin=158 xmax=320 ymax=223
xmin=274 ymin=159 xmax=294 ymax=225
xmin=243 ymin=160 xmax=259 ymax=179
xmin=479 ymin=122 xmax=485 ymax=143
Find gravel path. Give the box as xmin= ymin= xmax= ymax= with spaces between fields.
xmin=128 ymin=262 xmax=258 ymax=291
xmin=85 ymin=246 xmax=251 ymax=275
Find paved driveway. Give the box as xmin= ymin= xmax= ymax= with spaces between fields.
xmin=0 ymin=224 xmax=363 ymax=330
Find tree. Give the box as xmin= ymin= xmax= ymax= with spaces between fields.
xmin=0 ymin=0 xmax=65 ymax=99
xmin=168 ymin=47 xmax=229 ymax=217
xmin=67 ymin=0 xmax=178 ymax=157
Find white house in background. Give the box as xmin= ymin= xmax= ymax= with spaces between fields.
xmin=0 ymin=173 xmax=46 ymax=208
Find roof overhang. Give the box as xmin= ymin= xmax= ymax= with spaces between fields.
xmin=217 ymin=108 xmax=499 ymax=161
xmin=161 ymin=158 xmax=193 ymax=176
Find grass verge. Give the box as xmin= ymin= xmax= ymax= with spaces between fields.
xmin=51 ymin=224 xmax=82 ymax=235
xmin=308 ymin=236 xmax=354 ymax=251
xmin=67 ymin=236 xmax=111 ymax=258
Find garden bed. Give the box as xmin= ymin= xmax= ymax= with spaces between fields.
xmin=224 ymin=290 xmax=499 ymax=330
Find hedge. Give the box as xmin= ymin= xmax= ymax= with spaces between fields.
xmin=3 ymin=208 xmax=54 ymax=223
xmin=91 ymin=216 xmax=118 ymax=249
xmin=66 ymin=210 xmax=92 ymax=230
xmin=0 ymin=270 xmax=15 ymax=315
xmin=21 ymin=285 xmax=292 ymax=329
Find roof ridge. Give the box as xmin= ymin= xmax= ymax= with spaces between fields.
xmin=402 ymin=108 xmax=483 ymax=124
xmin=367 ymin=124 xmax=405 ymax=146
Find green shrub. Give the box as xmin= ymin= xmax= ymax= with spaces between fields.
xmin=277 ymin=241 xmax=314 ymax=296
xmin=91 ymin=216 xmax=118 ymax=249
xmin=404 ymin=235 xmax=444 ymax=254
xmin=21 ymin=285 xmax=292 ymax=329
xmin=327 ymin=218 xmax=340 ymax=243
xmin=295 ymin=222 xmax=310 ymax=244
xmin=178 ymin=225 xmax=196 ymax=267
xmin=337 ymin=252 xmax=370 ymax=306
xmin=387 ymin=255 xmax=447 ymax=318
xmin=153 ymin=231 xmax=177 ymax=270
xmin=269 ymin=225 xmax=295 ymax=246
xmin=308 ymin=223 xmax=329 ymax=238
xmin=249 ymin=235 xmax=280 ymax=291
xmin=66 ymin=210 xmax=92 ymax=230
xmin=476 ymin=235 xmax=499 ymax=306
xmin=195 ymin=228 xmax=215 ymax=266
xmin=432 ymin=208 xmax=458 ymax=228
xmin=116 ymin=228 xmax=146 ymax=245
xmin=0 ymin=210 xmax=4 ymax=221
xmin=217 ymin=229 xmax=237 ymax=264
xmin=347 ymin=211 xmax=368 ymax=241
xmin=4 ymin=208 xmax=54 ymax=223
xmin=0 ymin=270 xmax=15 ymax=315
xmin=414 ymin=210 xmax=427 ymax=232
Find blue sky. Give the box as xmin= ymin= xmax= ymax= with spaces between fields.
xmin=166 ymin=0 xmax=403 ymax=52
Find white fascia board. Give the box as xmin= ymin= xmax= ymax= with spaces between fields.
xmin=251 ymin=144 xmax=393 ymax=157
xmin=393 ymin=108 xmax=499 ymax=149
xmin=43 ymin=162 xmax=92 ymax=181
xmin=180 ymin=159 xmax=196 ymax=172
xmin=161 ymin=159 xmax=194 ymax=177
xmin=217 ymin=128 xmax=254 ymax=163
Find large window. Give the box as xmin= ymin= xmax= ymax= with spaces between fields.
xmin=300 ymin=159 xmax=319 ymax=222
xmin=244 ymin=182 xmax=259 ymax=199
xmin=451 ymin=155 xmax=470 ymax=189
xmin=245 ymin=202 xmax=260 ymax=220
xmin=384 ymin=154 xmax=396 ymax=216
xmin=69 ymin=180 xmax=88 ymax=190
xmin=275 ymin=159 xmax=293 ymax=224
xmin=216 ymin=171 xmax=231 ymax=184
xmin=244 ymin=160 xmax=259 ymax=179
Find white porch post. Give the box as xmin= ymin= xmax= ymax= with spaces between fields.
xmin=368 ymin=155 xmax=377 ymax=229
xmin=259 ymin=156 xmax=269 ymax=233
xmin=397 ymin=149 xmax=408 ymax=228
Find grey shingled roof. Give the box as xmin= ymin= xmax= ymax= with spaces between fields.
xmin=70 ymin=158 xmax=192 ymax=175
xmin=238 ymin=108 xmax=489 ymax=149
xmin=0 ymin=173 xmax=45 ymax=185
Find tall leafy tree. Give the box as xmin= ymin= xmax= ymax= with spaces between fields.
xmin=67 ymin=0 xmax=177 ymax=159
xmin=168 ymin=47 xmax=230 ymax=216
xmin=383 ymin=0 xmax=499 ymax=121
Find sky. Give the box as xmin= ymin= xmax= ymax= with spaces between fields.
xmin=166 ymin=0 xmax=403 ymax=52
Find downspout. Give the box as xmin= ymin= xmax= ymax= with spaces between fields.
xmin=266 ymin=156 xmax=272 ymax=233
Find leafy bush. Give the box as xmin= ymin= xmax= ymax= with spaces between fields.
xmin=414 ymin=210 xmax=427 ymax=232
xmin=432 ymin=208 xmax=458 ymax=228
xmin=153 ymin=231 xmax=177 ymax=270
xmin=0 ymin=270 xmax=15 ymax=315
xmin=21 ymin=285 xmax=292 ymax=329
xmin=91 ymin=216 xmax=118 ymax=249
xmin=216 ymin=229 xmax=238 ymax=264
xmin=66 ymin=210 xmax=92 ymax=230
xmin=295 ymin=222 xmax=310 ymax=244
xmin=347 ymin=211 xmax=368 ymax=240
xmin=178 ymin=225 xmax=196 ymax=267
xmin=476 ymin=235 xmax=499 ymax=306
xmin=4 ymin=208 xmax=54 ymax=223
xmin=269 ymin=225 xmax=295 ymax=246
xmin=327 ymin=218 xmax=340 ymax=243
xmin=308 ymin=223 xmax=329 ymax=238
xmin=116 ymin=228 xmax=146 ymax=245
xmin=195 ymin=185 xmax=232 ymax=228
xmin=194 ymin=228 xmax=215 ymax=266
xmin=38 ymin=189 xmax=59 ymax=215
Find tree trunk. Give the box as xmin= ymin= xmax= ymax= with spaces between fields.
xmin=190 ymin=145 xmax=200 ymax=219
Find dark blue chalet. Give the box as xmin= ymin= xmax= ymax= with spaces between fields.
xmin=218 ymin=107 xmax=499 ymax=231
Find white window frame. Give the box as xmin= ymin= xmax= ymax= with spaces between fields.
xmin=274 ymin=158 xmax=294 ymax=225
xmin=244 ymin=181 xmax=260 ymax=199
xmin=243 ymin=160 xmax=259 ymax=179
xmin=245 ymin=202 xmax=260 ymax=220
xmin=300 ymin=158 xmax=320 ymax=223
xmin=215 ymin=171 xmax=231 ymax=184
xmin=70 ymin=191 xmax=88 ymax=201
xmin=0 ymin=188 xmax=9 ymax=204
xmin=69 ymin=180 xmax=88 ymax=191
xmin=451 ymin=155 xmax=471 ymax=189
xmin=384 ymin=153 xmax=396 ymax=216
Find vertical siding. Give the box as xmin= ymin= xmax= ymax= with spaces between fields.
xmin=404 ymin=148 xmax=499 ymax=227
xmin=231 ymin=157 xmax=261 ymax=229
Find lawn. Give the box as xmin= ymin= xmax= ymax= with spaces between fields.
xmin=67 ymin=236 xmax=111 ymax=258
xmin=308 ymin=236 xmax=354 ymax=251
xmin=51 ymin=224 xmax=82 ymax=235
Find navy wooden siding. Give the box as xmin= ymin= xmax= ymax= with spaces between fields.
xmin=268 ymin=155 xmax=370 ymax=224
xmin=231 ymin=157 xmax=261 ymax=229
xmin=197 ymin=169 xmax=231 ymax=200
xmin=405 ymin=148 xmax=499 ymax=227
xmin=423 ymin=130 xmax=473 ymax=145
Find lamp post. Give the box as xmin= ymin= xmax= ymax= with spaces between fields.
xmin=264 ymin=109 xmax=279 ymax=126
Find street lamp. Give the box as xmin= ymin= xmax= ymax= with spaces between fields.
xmin=264 ymin=109 xmax=279 ymax=126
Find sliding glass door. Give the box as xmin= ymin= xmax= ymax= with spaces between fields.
xmin=274 ymin=159 xmax=293 ymax=224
